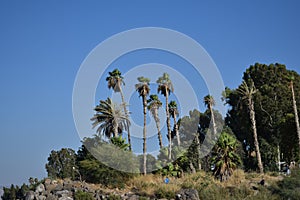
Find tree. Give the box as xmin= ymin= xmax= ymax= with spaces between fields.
xmin=147 ymin=94 xmax=163 ymax=149
xmin=157 ymin=73 xmax=174 ymax=160
xmin=136 ymin=76 xmax=150 ymax=175
xmin=169 ymin=101 xmax=180 ymax=146
xmin=237 ymin=80 xmax=264 ymax=173
xmin=106 ymin=69 xmax=132 ymax=150
xmin=45 ymin=148 xmax=78 ymax=179
xmin=91 ymin=98 xmax=130 ymax=138
xmin=204 ymin=95 xmax=217 ymax=136
xmin=289 ymin=76 xmax=300 ymax=157
xmin=211 ymin=130 xmax=242 ymax=182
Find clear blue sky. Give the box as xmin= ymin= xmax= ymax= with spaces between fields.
xmin=0 ymin=1 xmax=300 ymax=186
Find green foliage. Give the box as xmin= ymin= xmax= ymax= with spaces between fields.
xmin=225 ymin=63 xmax=300 ymax=171
xmin=106 ymin=69 xmax=124 ymax=92
xmin=155 ymin=187 xmax=175 ymax=199
xmin=45 ymin=148 xmax=78 ymax=180
xmin=77 ymin=136 xmax=137 ymax=187
xmin=91 ymin=98 xmax=130 ymax=138
xmin=2 ymin=183 xmax=30 ymax=200
xmin=74 ymin=190 xmax=95 ymax=200
xmin=211 ymin=130 xmax=242 ymax=181
xmin=271 ymin=169 xmax=300 ymax=199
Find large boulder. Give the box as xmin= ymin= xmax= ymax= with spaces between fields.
xmin=176 ymin=189 xmax=199 ymax=200
xmin=36 ymin=183 xmax=45 ymax=193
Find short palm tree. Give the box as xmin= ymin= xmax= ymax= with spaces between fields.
xmin=169 ymin=101 xmax=181 ymax=146
xmin=211 ymin=131 xmax=241 ymax=182
xmin=147 ymin=94 xmax=163 ymax=149
xmin=106 ymin=69 xmax=132 ymax=150
xmin=136 ymin=76 xmax=150 ymax=175
xmin=91 ymin=98 xmax=130 ymax=138
xmin=204 ymin=95 xmax=217 ymax=136
xmin=157 ymin=73 xmax=174 ymax=160
xmin=237 ymin=80 xmax=264 ymax=174
xmin=289 ymin=76 xmax=300 ymax=155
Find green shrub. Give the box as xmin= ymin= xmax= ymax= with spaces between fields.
xmin=74 ymin=190 xmax=95 ymax=200
xmin=155 ymin=187 xmax=175 ymax=199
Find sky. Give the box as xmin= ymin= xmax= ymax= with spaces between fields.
xmin=0 ymin=0 xmax=300 ymax=186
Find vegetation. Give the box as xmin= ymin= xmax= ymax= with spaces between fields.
xmin=3 ymin=63 xmax=300 ymax=200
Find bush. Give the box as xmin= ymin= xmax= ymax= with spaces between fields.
xmin=74 ymin=190 xmax=95 ymax=200
xmin=155 ymin=187 xmax=175 ymax=199
xmin=270 ymin=169 xmax=300 ymax=199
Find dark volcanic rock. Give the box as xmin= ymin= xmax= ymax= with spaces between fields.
xmin=176 ymin=189 xmax=199 ymax=200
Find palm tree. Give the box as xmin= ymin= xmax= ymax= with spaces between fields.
xmin=169 ymin=101 xmax=181 ymax=146
xmin=91 ymin=98 xmax=130 ymax=138
xmin=157 ymin=73 xmax=174 ymax=160
xmin=211 ymin=131 xmax=242 ymax=182
xmin=136 ymin=76 xmax=150 ymax=175
xmin=289 ymin=76 xmax=300 ymax=156
xmin=106 ymin=69 xmax=132 ymax=150
xmin=237 ymin=80 xmax=264 ymax=174
xmin=204 ymin=95 xmax=217 ymax=136
xmin=147 ymin=94 xmax=163 ymax=149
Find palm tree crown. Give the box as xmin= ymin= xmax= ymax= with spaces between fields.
xmin=106 ymin=69 xmax=125 ymax=92
xmin=91 ymin=98 xmax=130 ymax=138
xmin=157 ymin=73 xmax=174 ymax=95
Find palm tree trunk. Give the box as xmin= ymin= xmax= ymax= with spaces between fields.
xmin=173 ymin=114 xmax=180 ymax=146
xmin=249 ymin=98 xmax=264 ymax=173
xmin=143 ymin=95 xmax=147 ymax=175
xmin=166 ymin=91 xmax=172 ymax=160
xmin=195 ymin=133 xmax=201 ymax=170
xmin=113 ymin=121 xmax=118 ymax=138
xmin=291 ymin=81 xmax=300 ymax=156
xmin=154 ymin=109 xmax=163 ymax=149
xmin=119 ymin=87 xmax=131 ymax=151
xmin=210 ymin=106 xmax=217 ymax=136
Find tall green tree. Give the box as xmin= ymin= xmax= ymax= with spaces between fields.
xmin=147 ymin=94 xmax=163 ymax=149
xmin=45 ymin=148 xmax=78 ymax=179
xmin=157 ymin=73 xmax=174 ymax=160
xmin=237 ymin=80 xmax=264 ymax=173
xmin=211 ymin=129 xmax=242 ymax=182
xmin=204 ymin=95 xmax=217 ymax=136
xmin=136 ymin=76 xmax=150 ymax=175
xmin=169 ymin=101 xmax=181 ymax=146
xmin=106 ymin=69 xmax=132 ymax=150
xmin=91 ymin=97 xmax=130 ymax=138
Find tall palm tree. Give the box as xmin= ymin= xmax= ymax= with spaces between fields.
xmin=91 ymin=98 xmax=130 ymax=138
xmin=106 ymin=69 xmax=132 ymax=150
xmin=136 ymin=76 xmax=150 ymax=175
xmin=211 ymin=131 xmax=242 ymax=182
xmin=157 ymin=73 xmax=174 ymax=160
xmin=237 ymin=80 xmax=264 ymax=174
xmin=289 ymin=76 xmax=300 ymax=155
xmin=169 ymin=101 xmax=180 ymax=146
xmin=204 ymin=95 xmax=217 ymax=136
xmin=147 ymin=94 xmax=163 ymax=149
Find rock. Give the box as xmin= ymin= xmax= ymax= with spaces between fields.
xmin=58 ymin=197 xmax=73 ymax=200
xmin=55 ymin=190 xmax=70 ymax=197
xmin=36 ymin=183 xmax=45 ymax=193
xmin=53 ymin=184 xmax=64 ymax=192
xmin=45 ymin=194 xmax=58 ymax=200
xmin=176 ymin=189 xmax=199 ymax=200
xmin=63 ymin=180 xmax=73 ymax=191
xmin=25 ymin=191 xmax=35 ymax=200
xmin=37 ymin=195 xmax=47 ymax=200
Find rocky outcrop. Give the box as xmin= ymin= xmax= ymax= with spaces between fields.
xmin=20 ymin=179 xmax=199 ymax=200
xmin=175 ymin=189 xmax=200 ymax=200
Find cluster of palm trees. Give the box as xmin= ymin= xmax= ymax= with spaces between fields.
xmin=91 ymin=69 xmax=183 ymax=175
